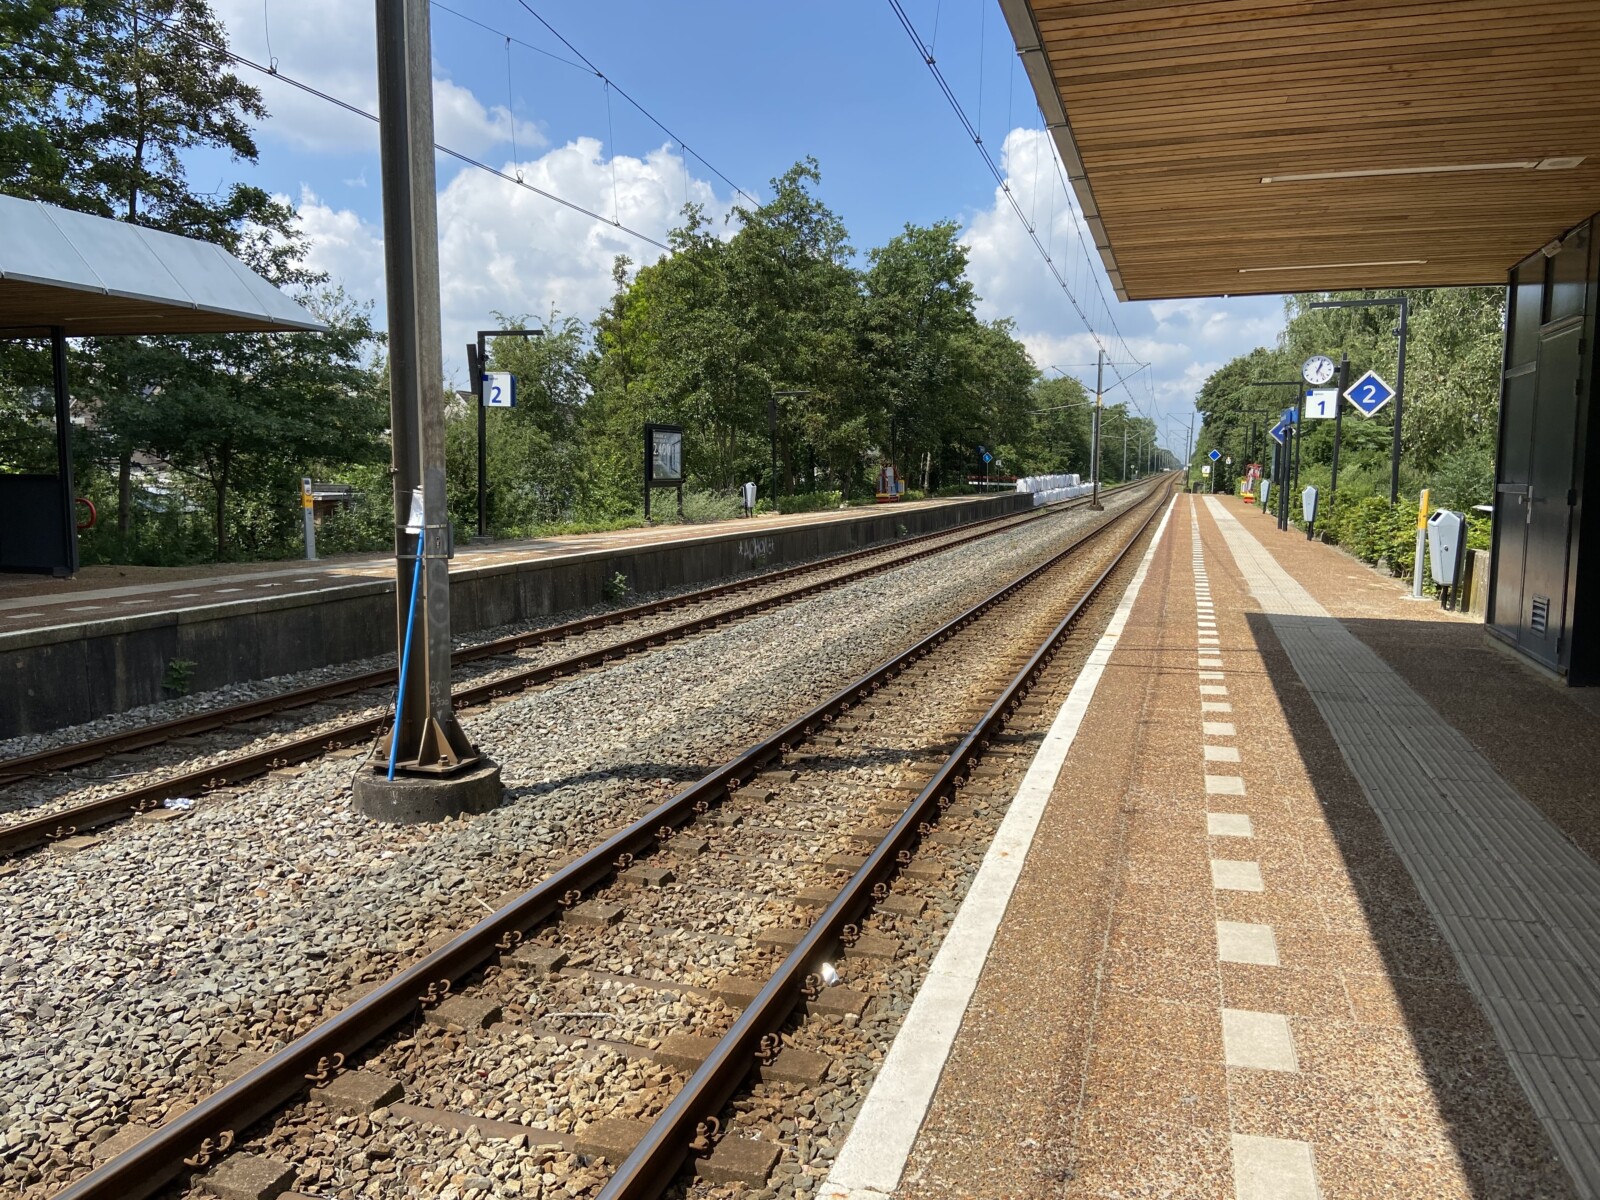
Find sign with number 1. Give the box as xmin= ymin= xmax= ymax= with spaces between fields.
xmin=1304 ymin=388 xmax=1338 ymax=419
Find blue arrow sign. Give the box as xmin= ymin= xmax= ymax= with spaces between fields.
xmin=1343 ymin=369 xmax=1395 ymax=417
xmin=1207 ymin=448 xmax=1221 ymax=462
xmin=1268 ymin=418 xmax=1289 ymax=446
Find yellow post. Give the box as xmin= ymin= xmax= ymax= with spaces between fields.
xmin=1411 ymin=488 xmax=1430 ymax=598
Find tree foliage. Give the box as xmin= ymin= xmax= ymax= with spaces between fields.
xmin=1 ymin=3 xmax=1178 ymax=565
xmin=1192 ymin=287 xmax=1505 ymax=505
xmin=1 ymin=0 xmax=387 ymax=563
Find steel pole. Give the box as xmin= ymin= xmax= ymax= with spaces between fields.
xmin=474 ymin=333 xmax=487 ymax=537
xmin=374 ymin=0 xmax=477 ymax=774
xmin=1391 ymin=297 xmax=1408 ymax=505
xmin=50 ymin=327 xmax=78 ymax=576
xmin=1292 ymin=390 xmax=1304 ymax=502
xmin=1328 ymin=353 xmax=1348 ymax=530
xmin=1184 ymin=413 xmax=1193 ymax=489
xmin=1089 ymin=349 xmax=1104 ymax=509
xmin=1281 ymin=435 xmax=1291 ymax=530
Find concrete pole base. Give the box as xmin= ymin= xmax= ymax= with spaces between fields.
xmin=352 ymin=759 xmax=504 ymax=824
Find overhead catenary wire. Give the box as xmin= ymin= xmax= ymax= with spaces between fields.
xmin=604 ymin=79 xmax=621 ymax=225
xmin=882 ymin=0 xmax=1150 ymax=421
xmin=132 ymin=7 xmax=672 ymax=252
xmin=431 ymin=1 xmax=588 ymax=72
xmin=509 ymin=0 xmax=759 ymax=209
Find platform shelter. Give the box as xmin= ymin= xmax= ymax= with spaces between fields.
xmin=0 ymin=194 xmax=323 ymax=575
xmin=998 ymin=0 xmax=1600 ymax=683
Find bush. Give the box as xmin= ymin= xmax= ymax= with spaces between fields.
xmin=677 ymin=489 xmax=743 ymax=524
xmin=1431 ymin=444 xmax=1496 ymax=512
xmin=317 ymin=486 xmax=393 ymax=555
xmin=774 ymin=490 xmax=843 ymax=515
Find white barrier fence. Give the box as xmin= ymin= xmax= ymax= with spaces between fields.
xmin=1014 ymin=473 xmax=1095 ymax=506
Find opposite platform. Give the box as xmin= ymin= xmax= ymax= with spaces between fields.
xmin=823 ymin=493 xmax=1600 ymax=1200
xmin=0 ymin=493 xmax=1028 ymax=736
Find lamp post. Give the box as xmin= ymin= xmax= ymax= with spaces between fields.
xmin=467 ymin=327 xmax=543 ymax=539
xmin=1308 ymin=296 xmax=1409 ymax=504
xmin=1249 ymin=381 xmax=1304 ymax=530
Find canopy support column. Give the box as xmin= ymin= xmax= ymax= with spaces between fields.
xmin=51 ymin=327 xmax=77 ymax=578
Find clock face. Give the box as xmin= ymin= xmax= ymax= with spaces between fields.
xmin=1301 ymin=354 xmax=1336 ymax=386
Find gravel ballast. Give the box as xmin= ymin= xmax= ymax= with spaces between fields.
xmin=0 ymin=487 xmax=1151 ymax=1197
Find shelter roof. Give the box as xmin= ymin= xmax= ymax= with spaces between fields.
xmin=0 ymin=195 xmax=325 ymax=337
xmin=999 ymin=0 xmax=1600 ymax=300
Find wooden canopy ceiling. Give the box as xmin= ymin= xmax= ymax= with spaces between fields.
xmin=998 ymin=0 xmax=1600 ymax=300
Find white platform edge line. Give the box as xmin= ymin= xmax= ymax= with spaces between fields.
xmin=819 ymin=497 xmax=1179 ymax=1200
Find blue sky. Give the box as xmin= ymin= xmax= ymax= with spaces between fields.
xmin=202 ymin=0 xmax=1290 ymax=456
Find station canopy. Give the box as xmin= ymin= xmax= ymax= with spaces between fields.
xmin=0 ymin=194 xmax=325 ymax=337
xmin=998 ymin=0 xmax=1600 ymax=300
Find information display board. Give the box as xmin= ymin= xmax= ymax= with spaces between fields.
xmin=643 ymin=423 xmax=685 ymax=520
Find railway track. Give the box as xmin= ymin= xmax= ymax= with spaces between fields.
xmin=0 ymin=484 xmax=1149 ymax=861
xmin=49 ymin=480 xmax=1170 ymax=1200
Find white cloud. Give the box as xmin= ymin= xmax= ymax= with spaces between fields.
xmin=288 ymin=139 xmax=729 ymax=378
xmin=214 ymin=0 xmax=541 ymax=157
xmin=961 ymin=127 xmax=1288 ymax=451
xmin=292 ymin=187 xmax=388 ymax=307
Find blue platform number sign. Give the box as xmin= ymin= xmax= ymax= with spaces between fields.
xmin=1207 ymin=448 xmax=1221 ymax=462
xmin=482 ymin=371 xmax=516 ymax=409
xmin=1343 ymin=369 xmax=1394 ymax=417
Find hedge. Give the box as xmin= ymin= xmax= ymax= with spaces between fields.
xmin=1262 ymin=489 xmax=1490 ymax=580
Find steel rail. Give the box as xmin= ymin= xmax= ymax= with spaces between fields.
xmin=1 ymin=488 xmax=1137 ymax=788
xmin=1 ymin=486 xmax=1150 ymax=860
xmin=598 ymin=481 xmax=1171 ymax=1200
xmin=50 ymin=483 xmax=1168 ymax=1200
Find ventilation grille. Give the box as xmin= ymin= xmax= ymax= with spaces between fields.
xmin=1531 ymin=595 xmax=1551 ymax=636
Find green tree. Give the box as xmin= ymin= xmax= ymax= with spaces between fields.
xmin=2 ymin=0 xmax=312 ymax=539
xmin=82 ymin=287 xmax=387 ymax=559
xmin=861 ymin=220 xmax=981 ymax=483
xmin=1025 ymin=374 xmax=1093 ymax=476
xmin=0 ymin=1 xmax=70 ymax=204
xmin=446 ymin=314 xmax=593 ymax=536
xmin=1197 ymin=286 xmax=1506 ymax=506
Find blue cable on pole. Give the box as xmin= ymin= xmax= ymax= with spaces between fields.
xmin=386 ymin=530 xmax=426 ymax=781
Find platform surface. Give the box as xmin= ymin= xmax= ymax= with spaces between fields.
xmin=824 ymin=493 xmax=1600 ymax=1200
xmin=0 ymin=495 xmax=982 ymax=636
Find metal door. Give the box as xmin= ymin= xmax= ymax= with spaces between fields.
xmin=1494 ymin=320 xmax=1582 ymax=670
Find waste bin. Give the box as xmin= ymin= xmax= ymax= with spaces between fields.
xmin=1427 ymin=509 xmax=1467 ymax=610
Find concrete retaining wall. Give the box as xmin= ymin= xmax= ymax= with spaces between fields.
xmin=2 ymin=494 xmax=1032 ymax=737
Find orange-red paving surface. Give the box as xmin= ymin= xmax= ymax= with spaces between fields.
xmin=823 ymin=494 xmax=1598 ymax=1200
